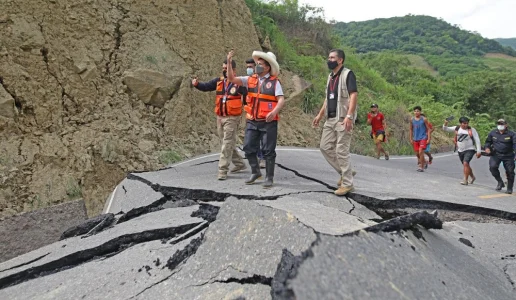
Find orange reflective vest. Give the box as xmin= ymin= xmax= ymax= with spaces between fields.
xmin=215 ymin=78 xmax=243 ymax=117
xmin=244 ymin=75 xmax=279 ymax=121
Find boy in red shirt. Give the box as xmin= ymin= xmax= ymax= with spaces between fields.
xmin=367 ymin=104 xmax=389 ymax=160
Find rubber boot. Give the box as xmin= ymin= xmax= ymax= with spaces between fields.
xmin=495 ymin=179 xmax=505 ymax=191
xmin=506 ymin=180 xmax=513 ymax=194
xmin=245 ymin=155 xmax=262 ymax=184
xmin=263 ymin=158 xmax=275 ymax=189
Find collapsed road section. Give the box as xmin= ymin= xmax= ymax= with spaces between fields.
xmin=2 ymin=155 xmax=516 ymax=299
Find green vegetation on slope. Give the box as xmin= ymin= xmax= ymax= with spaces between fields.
xmin=495 ymin=38 xmax=516 ymax=50
xmin=245 ymin=1 xmax=516 ymax=155
xmin=334 ymin=15 xmax=516 ymax=57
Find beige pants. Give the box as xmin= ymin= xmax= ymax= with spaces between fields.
xmin=217 ymin=115 xmax=245 ymax=173
xmin=320 ymin=117 xmax=354 ymax=187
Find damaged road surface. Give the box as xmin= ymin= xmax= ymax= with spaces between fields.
xmin=1 ymin=148 xmax=516 ymax=299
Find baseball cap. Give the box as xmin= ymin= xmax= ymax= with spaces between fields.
xmin=371 ymin=104 xmax=378 ymax=108
xmin=497 ymin=119 xmax=507 ymax=125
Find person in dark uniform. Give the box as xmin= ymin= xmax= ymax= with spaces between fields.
xmin=484 ymin=119 xmax=516 ymax=194
xmin=227 ymin=49 xmax=285 ymax=188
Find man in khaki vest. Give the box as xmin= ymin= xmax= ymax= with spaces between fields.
xmin=192 ymin=59 xmax=247 ymax=180
xmin=312 ymin=49 xmax=358 ymax=196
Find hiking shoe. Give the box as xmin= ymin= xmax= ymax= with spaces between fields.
xmin=230 ymin=165 xmax=247 ymax=173
xmin=385 ymin=153 xmax=389 ymax=160
xmin=217 ymin=172 xmax=227 ymax=180
xmin=417 ymin=168 xmax=424 ymax=172
xmin=259 ymin=159 xmax=266 ymax=169
xmin=334 ymin=185 xmax=354 ymax=196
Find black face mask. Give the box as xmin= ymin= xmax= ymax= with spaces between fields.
xmin=327 ymin=60 xmax=339 ymax=70
xmin=255 ymin=64 xmax=265 ymax=74
xmin=222 ymin=70 xmax=227 ymax=78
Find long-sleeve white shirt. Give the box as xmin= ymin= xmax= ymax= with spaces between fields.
xmin=442 ymin=125 xmax=481 ymax=153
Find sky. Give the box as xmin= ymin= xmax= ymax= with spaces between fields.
xmin=299 ymin=0 xmax=515 ymax=39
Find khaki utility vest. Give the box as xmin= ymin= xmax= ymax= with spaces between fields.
xmin=324 ymin=67 xmax=356 ymax=121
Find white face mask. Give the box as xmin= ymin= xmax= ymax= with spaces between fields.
xmin=246 ymin=68 xmax=254 ymax=76
xmin=497 ymin=125 xmax=506 ymax=131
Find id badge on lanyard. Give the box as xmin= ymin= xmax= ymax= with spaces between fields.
xmin=329 ymin=75 xmax=339 ymax=100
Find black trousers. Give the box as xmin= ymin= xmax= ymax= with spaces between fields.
xmin=243 ymin=120 xmax=278 ymax=159
xmin=489 ymin=154 xmax=515 ymax=183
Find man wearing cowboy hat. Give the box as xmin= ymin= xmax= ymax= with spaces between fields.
xmin=192 ymin=58 xmax=247 ymax=180
xmin=312 ymin=49 xmax=358 ymax=196
xmin=484 ymin=119 xmax=516 ymax=194
xmin=226 ymin=49 xmax=285 ymax=188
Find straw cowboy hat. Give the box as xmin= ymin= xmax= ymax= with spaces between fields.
xmin=252 ymin=51 xmax=280 ymax=76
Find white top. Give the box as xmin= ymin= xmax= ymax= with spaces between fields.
xmin=443 ymin=126 xmax=481 ymax=153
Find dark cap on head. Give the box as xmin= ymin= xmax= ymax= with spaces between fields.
xmin=371 ymin=103 xmax=378 ymax=108
xmin=497 ymin=118 xmax=507 ymax=125
xmin=459 ymin=116 xmax=469 ymax=123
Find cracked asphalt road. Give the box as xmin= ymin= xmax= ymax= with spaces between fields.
xmin=1 ymin=147 xmax=515 ymax=299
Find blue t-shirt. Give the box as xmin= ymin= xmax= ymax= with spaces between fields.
xmin=412 ymin=117 xmax=428 ymax=141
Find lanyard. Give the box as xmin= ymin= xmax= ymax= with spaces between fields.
xmin=330 ymin=75 xmax=339 ymax=92
xmin=223 ymin=79 xmax=233 ymax=96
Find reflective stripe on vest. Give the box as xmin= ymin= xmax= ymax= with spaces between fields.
xmin=215 ymin=78 xmax=243 ymax=117
xmin=245 ymin=75 xmax=279 ymax=121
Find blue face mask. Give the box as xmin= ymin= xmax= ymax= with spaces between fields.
xmin=246 ymin=67 xmax=254 ymax=76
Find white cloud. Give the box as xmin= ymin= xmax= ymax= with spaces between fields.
xmin=299 ymin=0 xmax=516 ymax=38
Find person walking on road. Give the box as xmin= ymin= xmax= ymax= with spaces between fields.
xmin=312 ymin=49 xmax=358 ymax=196
xmin=409 ymin=106 xmax=431 ymax=172
xmin=227 ymin=49 xmax=285 ymax=188
xmin=442 ymin=116 xmax=481 ymax=185
xmin=421 ymin=113 xmax=434 ymax=166
xmin=484 ymin=119 xmax=516 ymax=194
xmin=367 ymin=103 xmax=389 ymax=160
xmin=192 ymin=59 xmax=247 ymax=180
xmin=245 ymin=58 xmax=266 ymax=169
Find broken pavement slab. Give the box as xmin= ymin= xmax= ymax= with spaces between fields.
xmin=256 ymin=194 xmax=375 ymax=235
xmin=0 ymin=232 xmax=206 ymax=300
xmin=133 ymin=198 xmax=317 ymax=299
xmin=0 ymin=206 xmax=204 ymax=289
xmin=281 ymin=229 xmax=515 ymax=299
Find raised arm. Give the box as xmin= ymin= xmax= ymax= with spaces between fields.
xmin=226 ymin=50 xmax=243 ymax=86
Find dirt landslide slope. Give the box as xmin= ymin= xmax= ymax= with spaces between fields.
xmin=0 ymin=0 xmax=319 ymax=217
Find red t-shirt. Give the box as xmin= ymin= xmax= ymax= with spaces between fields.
xmin=368 ymin=112 xmax=385 ymax=133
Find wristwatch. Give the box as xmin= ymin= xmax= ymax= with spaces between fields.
xmin=346 ymin=114 xmax=354 ymax=120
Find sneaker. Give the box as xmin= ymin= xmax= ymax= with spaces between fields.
xmin=417 ymin=168 xmax=424 ymax=172
xmin=428 ymin=157 xmax=433 ymax=165
xmin=468 ymin=176 xmax=476 ymax=184
xmin=334 ymin=185 xmax=354 ymax=196
xmin=217 ymin=172 xmax=227 ymax=180
xmin=259 ymin=159 xmax=266 ymax=169
xmin=385 ymin=152 xmax=389 ymax=160
xmin=230 ymin=165 xmax=247 ymax=173
xmin=424 ymin=161 xmax=428 ymax=169
xmin=460 ymin=180 xmax=468 ymax=185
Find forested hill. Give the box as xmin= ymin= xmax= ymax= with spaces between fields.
xmin=334 ymin=15 xmax=516 ymax=56
xmin=496 ymin=38 xmax=516 ymax=50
